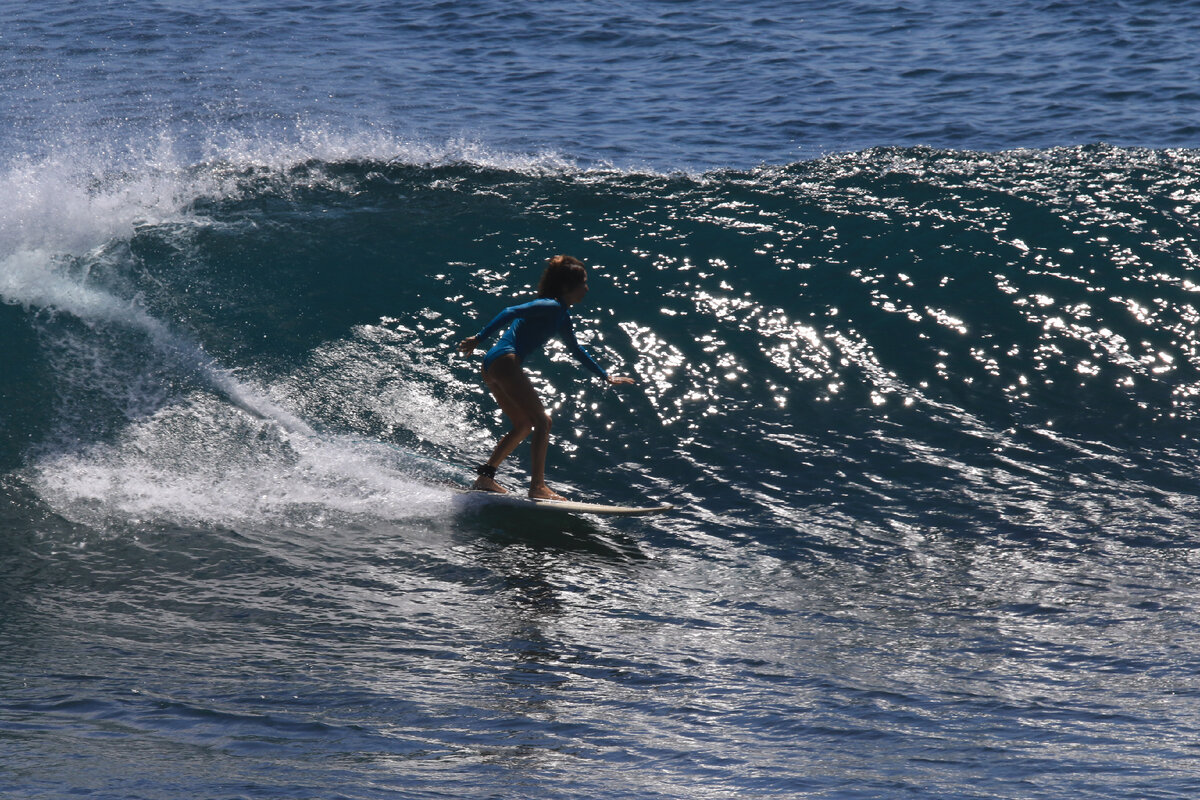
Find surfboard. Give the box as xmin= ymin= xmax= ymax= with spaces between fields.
xmin=460 ymin=489 xmax=673 ymax=517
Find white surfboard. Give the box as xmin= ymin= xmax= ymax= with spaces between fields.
xmin=460 ymin=489 xmax=673 ymax=517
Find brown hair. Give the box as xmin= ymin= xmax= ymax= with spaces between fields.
xmin=536 ymin=255 xmax=587 ymax=300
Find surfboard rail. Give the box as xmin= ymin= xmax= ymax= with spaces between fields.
xmin=459 ymin=489 xmax=673 ymax=516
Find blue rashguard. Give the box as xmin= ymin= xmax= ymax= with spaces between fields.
xmin=475 ymin=298 xmax=608 ymax=380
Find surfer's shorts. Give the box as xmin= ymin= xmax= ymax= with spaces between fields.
xmin=482 ymin=344 xmax=520 ymax=375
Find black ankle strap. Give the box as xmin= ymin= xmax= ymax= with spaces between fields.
xmin=476 ymin=464 xmax=497 ymax=479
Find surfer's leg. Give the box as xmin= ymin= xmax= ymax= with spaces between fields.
xmin=474 ymin=356 xmax=533 ymax=493
xmin=480 ymin=357 xmax=564 ymax=501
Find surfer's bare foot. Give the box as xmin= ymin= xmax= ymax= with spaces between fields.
xmin=528 ymin=484 xmax=566 ymax=502
xmin=472 ymin=475 xmax=508 ymax=494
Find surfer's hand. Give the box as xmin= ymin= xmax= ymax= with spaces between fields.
xmin=607 ymin=374 xmax=635 ymax=386
xmin=458 ymin=336 xmax=478 ymax=356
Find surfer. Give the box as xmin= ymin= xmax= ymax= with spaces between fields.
xmin=458 ymin=255 xmax=635 ymax=500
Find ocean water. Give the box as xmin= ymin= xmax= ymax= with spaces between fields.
xmin=4 ymin=2 xmax=1200 ymax=798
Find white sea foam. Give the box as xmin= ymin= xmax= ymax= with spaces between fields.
xmin=29 ymin=393 xmax=456 ymax=530
xmin=2 ymin=128 xmax=512 ymax=528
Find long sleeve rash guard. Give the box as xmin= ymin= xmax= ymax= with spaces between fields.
xmin=475 ymin=298 xmax=608 ymax=380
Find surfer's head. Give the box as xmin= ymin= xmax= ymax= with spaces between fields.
xmin=537 ymin=255 xmax=588 ymax=304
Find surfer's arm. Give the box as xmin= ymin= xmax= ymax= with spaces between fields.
xmin=459 ymin=304 xmax=521 ymax=355
xmin=457 ymin=335 xmax=481 ymax=356
xmin=473 ymin=306 xmax=521 ymax=342
xmin=567 ymin=341 xmax=609 ymax=380
xmin=559 ymin=314 xmax=634 ymax=384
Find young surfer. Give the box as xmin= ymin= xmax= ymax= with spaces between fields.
xmin=458 ymin=255 xmax=635 ymax=500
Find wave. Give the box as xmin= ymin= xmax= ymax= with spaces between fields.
xmin=4 ymin=141 xmax=1200 ymax=539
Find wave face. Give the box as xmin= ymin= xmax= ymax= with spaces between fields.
xmin=6 ymin=145 xmax=1200 ymax=538
xmin=5 ymin=145 xmax=1200 ymax=799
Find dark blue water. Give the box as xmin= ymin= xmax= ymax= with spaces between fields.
xmin=5 ymin=3 xmax=1200 ymax=799
xmin=6 ymin=0 xmax=1200 ymax=169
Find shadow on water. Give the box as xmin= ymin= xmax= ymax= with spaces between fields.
xmin=450 ymin=494 xmax=651 ymax=563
